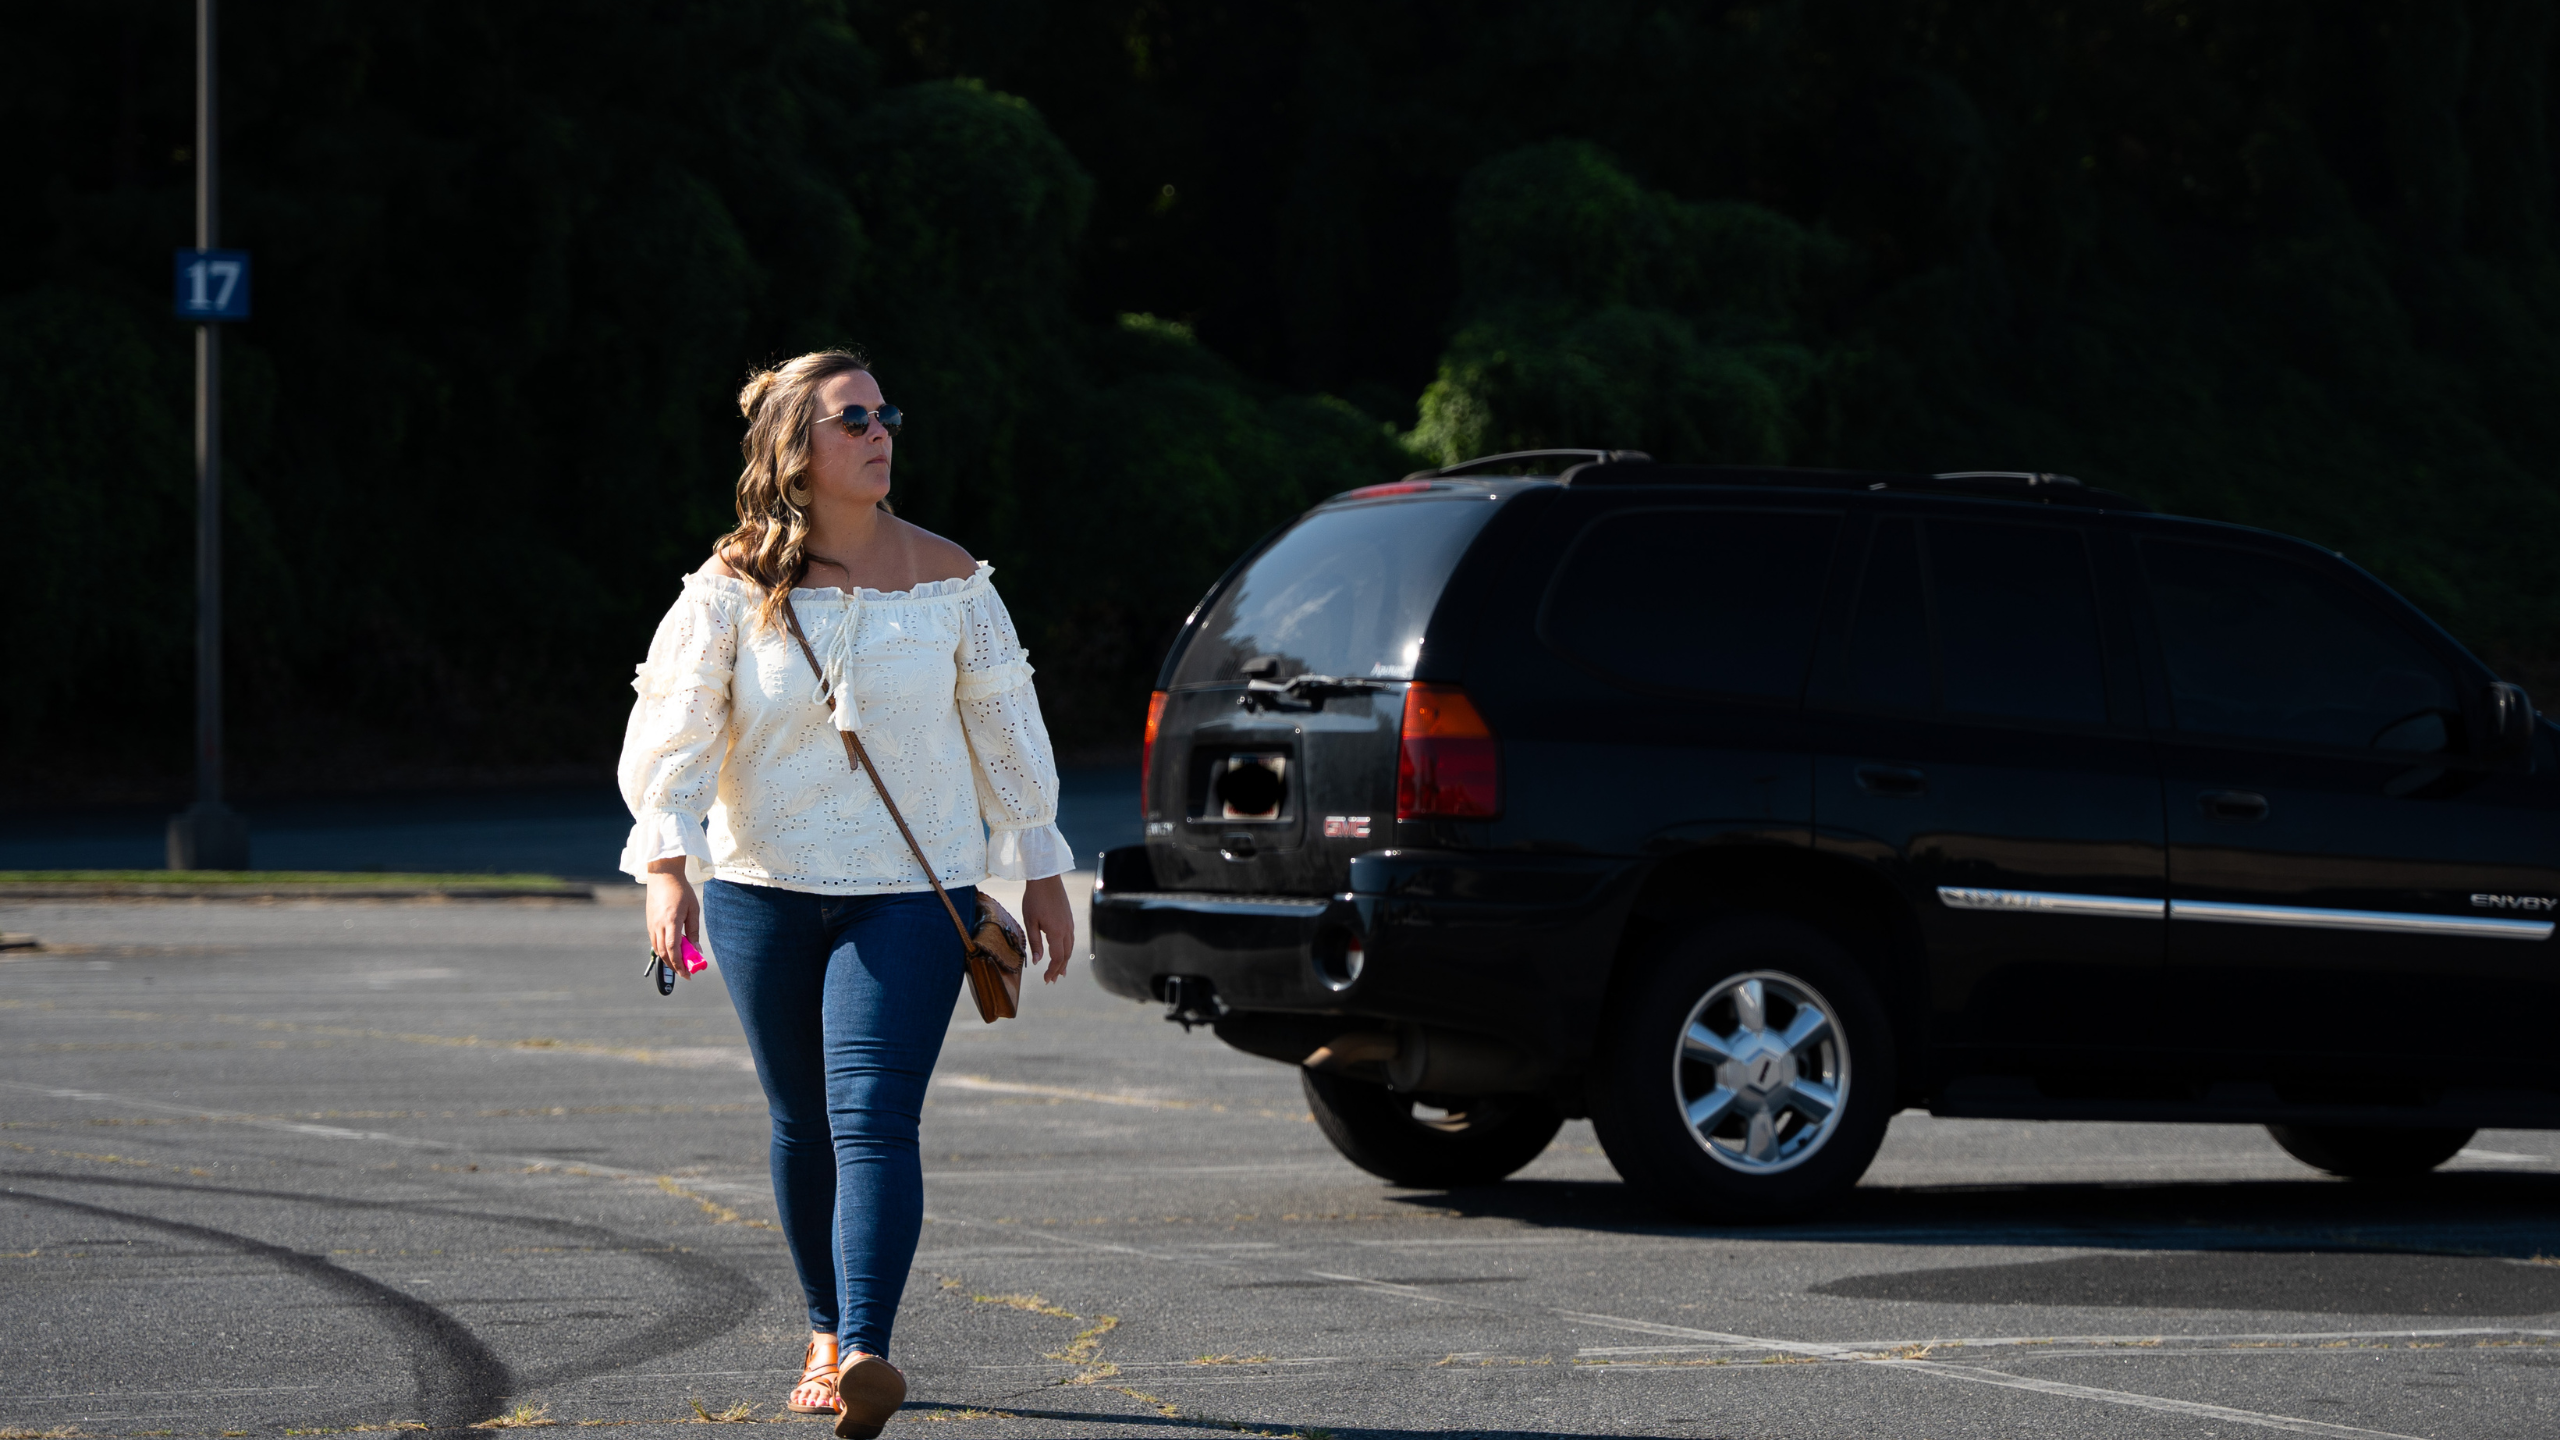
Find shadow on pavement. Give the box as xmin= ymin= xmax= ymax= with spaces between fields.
xmin=1384 ymin=1172 xmax=2560 ymax=1260
xmin=909 ymin=1402 xmax=1686 ymax=1440
xmin=1810 ymin=1248 xmax=2560 ymax=1314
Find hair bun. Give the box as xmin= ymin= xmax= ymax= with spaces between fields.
xmin=738 ymin=368 xmax=783 ymax=419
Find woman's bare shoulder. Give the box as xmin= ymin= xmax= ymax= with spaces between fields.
xmin=894 ymin=519 xmax=980 ymax=585
xmin=696 ymin=550 xmax=744 ymax=580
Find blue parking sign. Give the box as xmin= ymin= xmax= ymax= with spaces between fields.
xmin=174 ymin=249 xmax=252 ymax=320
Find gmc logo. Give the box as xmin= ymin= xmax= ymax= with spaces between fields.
xmin=2471 ymin=893 xmax=2558 ymax=911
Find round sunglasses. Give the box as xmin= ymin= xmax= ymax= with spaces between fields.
xmin=814 ymin=404 xmax=903 ymax=438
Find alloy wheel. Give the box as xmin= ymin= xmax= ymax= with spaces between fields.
xmin=1672 ymin=970 xmax=1850 ymax=1174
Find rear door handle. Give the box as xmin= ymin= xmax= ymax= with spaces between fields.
xmin=1854 ymin=764 xmax=1928 ymax=797
xmin=2199 ymin=790 xmax=2270 ymax=822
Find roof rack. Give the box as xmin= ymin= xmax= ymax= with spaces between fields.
xmin=1402 ymin=448 xmax=1653 ymax=482
xmin=1933 ymin=470 xmax=2082 ymax=488
xmin=1562 ymin=461 xmax=2150 ymax=511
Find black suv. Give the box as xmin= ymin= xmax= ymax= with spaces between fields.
xmin=1090 ymin=451 xmax=2557 ymax=1220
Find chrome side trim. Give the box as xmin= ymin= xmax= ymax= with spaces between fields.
xmin=2170 ymin=899 xmax=2555 ymax=941
xmin=1936 ymin=887 xmax=2166 ymax=919
xmin=1098 ymin=891 xmax=1330 ymax=917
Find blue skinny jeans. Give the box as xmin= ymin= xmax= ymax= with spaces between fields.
xmin=703 ymin=877 xmax=971 ymax=1359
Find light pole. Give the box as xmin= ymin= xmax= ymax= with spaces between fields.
xmin=167 ymin=0 xmax=249 ymax=870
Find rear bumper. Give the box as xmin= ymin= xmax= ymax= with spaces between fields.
xmin=1089 ymin=844 xmax=1646 ymax=1065
xmin=1088 ymin=884 xmax=1359 ymax=1009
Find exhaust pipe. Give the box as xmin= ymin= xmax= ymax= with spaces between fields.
xmin=1303 ymin=1026 xmax=1549 ymax=1095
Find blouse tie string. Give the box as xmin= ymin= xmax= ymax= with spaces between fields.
xmin=817 ymin=591 xmax=863 ymax=733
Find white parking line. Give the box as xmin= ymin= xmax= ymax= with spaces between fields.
xmin=1582 ymin=1325 xmax=2560 ymax=1355
xmin=933 ymin=1074 xmax=1225 ymax=1110
xmin=923 ymin=1161 xmax=1330 ymax=1182
xmin=0 ymin=1385 xmax=325 ymax=1403
xmin=0 ymin=1079 xmax=658 ymax=1181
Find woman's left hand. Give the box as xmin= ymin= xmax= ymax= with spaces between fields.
xmin=1021 ymin=874 xmax=1076 ymax=982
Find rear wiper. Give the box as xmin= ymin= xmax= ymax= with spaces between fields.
xmin=1240 ymin=674 xmax=1387 ymax=711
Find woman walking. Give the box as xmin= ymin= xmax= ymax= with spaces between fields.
xmin=617 ymin=350 xmax=1075 ymax=1438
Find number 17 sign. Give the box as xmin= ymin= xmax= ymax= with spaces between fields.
xmin=173 ymin=249 xmax=252 ymax=320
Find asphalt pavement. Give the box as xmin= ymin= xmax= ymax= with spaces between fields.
xmin=5 ymin=886 xmax=2559 ymax=1440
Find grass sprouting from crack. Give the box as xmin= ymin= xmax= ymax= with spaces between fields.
xmin=474 ymin=1404 xmax=557 ymax=1429
xmin=1062 ymin=1363 xmax=1122 ymax=1384
xmin=1053 ymin=1316 xmax=1121 ymax=1365
xmin=657 ymin=1176 xmax=779 ymax=1232
xmin=936 ymin=1276 xmax=1129 ymax=1387
xmin=1100 ymin=1386 xmax=1180 ymax=1418
xmin=933 ymin=1270 xmax=1324 ymax=1434
xmin=686 ymin=1399 xmax=759 ymax=1423
xmin=937 ymin=1275 xmax=1079 ymax=1318
xmin=986 ymin=1295 xmax=1077 ymax=1318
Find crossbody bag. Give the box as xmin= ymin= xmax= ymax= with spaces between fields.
xmin=779 ymin=595 xmax=1027 ymax=1022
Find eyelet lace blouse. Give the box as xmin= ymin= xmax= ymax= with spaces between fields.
xmin=616 ymin=560 xmax=1074 ymax=893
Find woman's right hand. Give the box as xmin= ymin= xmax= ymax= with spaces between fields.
xmin=644 ymin=860 xmax=700 ymax=968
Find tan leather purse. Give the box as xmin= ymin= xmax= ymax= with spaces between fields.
xmin=781 ymin=597 xmax=1027 ymax=1022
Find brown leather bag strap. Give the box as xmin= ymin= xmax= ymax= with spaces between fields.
xmin=779 ymin=595 xmax=979 ymax=955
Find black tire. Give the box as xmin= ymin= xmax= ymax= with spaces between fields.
xmin=1589 ymin=914 xmax=1895 ymax=1223
xmin=1301 ymin=1068 xmax=1564 ymax=1187
xmin=2267 ymin=1124 xmax=2474 ymax=1179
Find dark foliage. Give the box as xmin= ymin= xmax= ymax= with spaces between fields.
xmin=2 ymin=0 xmax=1396 ymax=798
xmin=6 ymin=0 xmax=2559 ymax=801
xmin=864 ymin=0 xmax=2560 ymax=675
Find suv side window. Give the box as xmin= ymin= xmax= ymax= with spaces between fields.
xmin=1842 ymin=516 xmax=2111 ymax=725
xmin=2140 ymin=539 xmax=2459 ymax=753
xmin=1935 ymin=520 xmax=2111 ymax=724
xmin=1540 ymin=506 xmax=1841 ymax=700
xmin=1846 ymin=519 xmax=1931 ymax=710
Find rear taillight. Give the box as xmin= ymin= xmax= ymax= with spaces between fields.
xmin=1141 ymin=690 xmax=1169 ymax=820
xmin=1397 ymin=683 xmax=1499 ymax=820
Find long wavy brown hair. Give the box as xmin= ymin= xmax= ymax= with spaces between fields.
xmin=717 ymin=349 xmax=891 ymax=632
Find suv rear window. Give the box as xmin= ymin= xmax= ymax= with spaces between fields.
xmin=1169 ymin=497 xmax=1500 ymax=686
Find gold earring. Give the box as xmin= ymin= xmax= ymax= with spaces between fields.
xmin=784 ymin=478 xmax=812 ymax=507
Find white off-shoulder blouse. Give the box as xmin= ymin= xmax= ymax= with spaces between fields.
xmin=616 ymin=561 xmax=1074 ymax=894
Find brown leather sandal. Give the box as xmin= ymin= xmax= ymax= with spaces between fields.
xmin=832 ymin=1352 xmax=906 ymax=1439
xmin=785 ymin=1337 xmax=842 ymax=1415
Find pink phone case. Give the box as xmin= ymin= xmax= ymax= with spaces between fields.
xmin=677 ymin=935 xmax=708 ymax=975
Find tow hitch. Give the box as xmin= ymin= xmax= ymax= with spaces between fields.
xmin=1155 ymin=975 xmax=1225 ymax=1031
